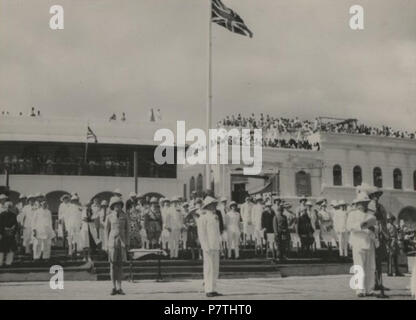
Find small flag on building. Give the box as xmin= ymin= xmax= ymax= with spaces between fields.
xmin=149 ymin=108 xmax=155 ymax=122
xmin=87 ymin=126 xmax=98 ymax=143
xmin=212 ymin=0 xmax=253 ymax=38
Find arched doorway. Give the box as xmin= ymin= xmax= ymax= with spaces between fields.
xmin=91 ymin=191 xmax=114 ymax=204
xmin=142 ymin=192 xmax=165 ymax=203
xmin=398 ymin=206 xmax=416 ymax=226
xmin=6 ymin=190 xmax=20 ymax=204
xmin=46 ymin=191 xmax=71 ymax=216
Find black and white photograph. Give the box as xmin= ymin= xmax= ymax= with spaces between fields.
xmin=0 ymin=0 xmax=416 ymax=304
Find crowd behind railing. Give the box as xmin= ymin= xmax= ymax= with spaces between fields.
xmin=0 ymin=156 xmax=175 ymax=178
xmin=216 ymin=114 xmax=416 ymax=151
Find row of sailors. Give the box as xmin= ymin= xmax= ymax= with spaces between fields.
xmin=1 ymin=190 xmax=354 ymax=263
xmin=238 ymin=194 xmax=350 ymax=257
xmin=0 ymin=193 xmax=55 ymax=264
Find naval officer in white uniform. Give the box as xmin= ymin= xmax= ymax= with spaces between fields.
xmin=197 ymin=196 xmax=222 ymax=297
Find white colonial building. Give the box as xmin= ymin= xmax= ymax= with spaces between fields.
xmin=179 ymin=132 xmax=416 ymax=222
xmin=0 ymin=115 xmax=182 ymax=215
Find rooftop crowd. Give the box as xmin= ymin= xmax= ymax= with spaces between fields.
xmin=217 ymin=114 xmax=416 ymax=151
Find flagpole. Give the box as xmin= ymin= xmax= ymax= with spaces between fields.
xmin=84 ymin=120 xmax=89 ymax=163
xmin=205 ymin=0 xmax=213 ymax=192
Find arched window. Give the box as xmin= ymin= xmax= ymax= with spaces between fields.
xmin=414 ymin=171 xmax=416 ymax=191
xmin=196 ymin=174 xmax=203 ymax=195
xmin=353 ymin=166 xmax=362 ymax=187
xmin=373 ymin=167 xmax=383 ymax=188
xmin=295 ymin=170 xmax=311 ymax=196
xmin=333 ymin=164 xmax=342 ymax=186
xmin=189 ymin=176 xmax=195 ymax=194
xmin=393 ymin=168 xmax=402 ymax=190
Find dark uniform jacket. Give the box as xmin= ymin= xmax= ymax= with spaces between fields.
xmin=261 ymin=209 xmax=275 ymax=234
xmin=273 ymin=213 xmax=289 ymax=240
xmin=215 ymin=209 xmax=224 ymax=234
xmin=297 ymin=213 xmax=314 ymax=237
xmin=0 ymin=210 xmax=18 ymax=253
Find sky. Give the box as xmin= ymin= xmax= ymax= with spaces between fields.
xmin=0 ymin=0 xmax=415 ymax=131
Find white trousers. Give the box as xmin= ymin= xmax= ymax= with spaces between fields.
xmin=227 ymin=229 xmax=240 ymax=258
xmin=352 ymin=246 xmax=375 ymax=295
xmin=243 ymin=223 xmax=254 ymax=240
xmin=23 ymin=227 xmax=32 ymax=253
xmin=181 ymin=230 xmax=188 ymax=249
xmin=322 ymin=229 xmax=338 ymax=247
xmin=203 ymin=250 xmax=220 ymax=293
xmin=33 ymin=238 xmax=51 ymax=260
xmin=99 ymin=228 xmax=107 ymax=251
xmin=337 ymin=232 xmax=349 ymax=257
xmin=169 ymin=229 xmax=181 ymax=258
xmin=0 ymin=252 xmax=14 ymax=266
xmin=313 ymin=230 xmax=321 ymax=249
xmin=290 ymin=232 xmax=301 ymax=249
xmin=254 ymin=229 xmax=264 ymax=246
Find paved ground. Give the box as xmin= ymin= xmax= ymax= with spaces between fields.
xmin=0 ymin=274 xmax=413 ymax=300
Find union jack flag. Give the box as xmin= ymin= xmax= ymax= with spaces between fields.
xmin=87 ymin=126 xmax=98 ymax=143
xmin=212 ymin=0 xmax=253 ymax=38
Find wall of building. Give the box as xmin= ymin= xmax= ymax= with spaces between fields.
xmin=6 ymin=174 xmax=182 ymax=203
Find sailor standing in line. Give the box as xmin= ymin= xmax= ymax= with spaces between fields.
xmin=31 ymin=196 xmax=55 ymax=261
xmin=160 ymin=198 xmax=171 ymax=250
xmin=252 ymin=195 xmax=264 ymax=255
xmin=217 ymin=197 xmax=229 ymax=257
xmin=346 ymin=193 xmax=377 ymax=297
xmin=21 ymin=194 xmax=36 ymax=254
xmin=225 ymin=201 xmax=241 ymax=259
xmin=66 ymin=194 xmax=82 ymax=256
xmin=165 ymin=197 xmax=184 ymax=259
xmin=262 ymin=200 xmax=277 ymax=259
xmin=240 ymin=196 xmax=253 ymax=247
xmin=333 ymin=200 xmax=349 ymax=258
xmin=197 ymin=196 xmax=222 ymax=297
xmin=0 ymin=202 xmax=18 ymax=266
xmin=57 ymin=194 xmax=71 ymax=248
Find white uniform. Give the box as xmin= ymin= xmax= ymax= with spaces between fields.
xmin=333 ymin=208 xmax=349 ymax=256
xmin=252 ymin=204 xmax=264 ymax=245
xmin=346 ymin=209 xmax=377 ymax=295
xmin=240 ymin=202 xmax=253 ymax=238
xmin=165 ymin=207 xmax=183 ymax=258
xmin=197 ymin=211 xmax=221 ymax=293
xmin=21 ymin=204 xmax=35 ymax=253
xmin=32 ymin=207 xmax=54 ymax=259
xmin=225 ymin=210 xmax=240 ymax=258
xmin=65 ymin=204 xmax=82 ymax=255
xmin=217 ymin=204 xmax=228 ymax=244
xmin=160 ymin=205 xmax=170 ymax=249
xmin=57 ymin=202 xmax=71 ymax=238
